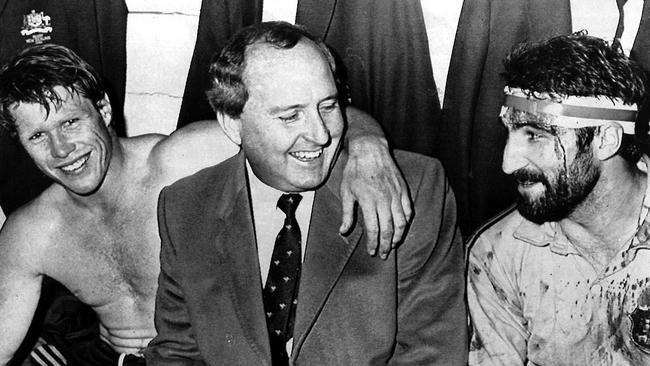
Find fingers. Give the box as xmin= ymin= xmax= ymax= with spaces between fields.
xmin=398 ymin=175 xmax=413 ymax=222
xmin=339 ymin=188 xmax=355 ymax=235
xmin=374 ymin=199 xmax=394 ymax=259
xmin=362 ymin=209 xmax=380 ymax=257
xmin=390 ymin=195 xmax=408 ymax=249
xmin=639 ymin=220 xmax=650 ymax=242
xmin=388 ymin=173 xmax=411 ymax=248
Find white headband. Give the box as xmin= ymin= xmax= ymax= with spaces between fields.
xmin=501 ymin=87 xmax=638 ymax=134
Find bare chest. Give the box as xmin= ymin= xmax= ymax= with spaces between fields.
xmin=43 ymin=199 xmax=160 ymax=309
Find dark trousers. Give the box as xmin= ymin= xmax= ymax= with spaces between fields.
xmin=29 ymin=289 xmax=146 ymax=366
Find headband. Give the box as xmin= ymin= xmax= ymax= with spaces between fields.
xmin=501 ymin=87 xmax=638 ymax=134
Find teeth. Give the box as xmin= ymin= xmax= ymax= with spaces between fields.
xmin=61 ymin=155 xmax=88 ymax=172
xmin=291 ymin=150 xmax=322 ymax=161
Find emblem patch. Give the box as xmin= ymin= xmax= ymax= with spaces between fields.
xmin=21 ymin=10 xmax=53 ymax=45
xmin=630 ymin=305 xmax=650 ymax=353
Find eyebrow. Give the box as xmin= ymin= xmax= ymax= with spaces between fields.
xmin=267 ymin=93 xmax=339 ymax=115
xmin=502 ymin=115 xmax=558 ymax=134
xmin=268 ymin=104 xmax=304 ymax=115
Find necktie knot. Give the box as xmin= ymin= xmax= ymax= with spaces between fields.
xmin=277 ymin=193 xmax=302 ymax=217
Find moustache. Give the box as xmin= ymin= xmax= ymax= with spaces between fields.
xmin=512 ymin=169 xmax=548 ymax=186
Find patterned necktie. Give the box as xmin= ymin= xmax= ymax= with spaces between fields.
xmin=263 ymin=193 xmax=302 ymax=365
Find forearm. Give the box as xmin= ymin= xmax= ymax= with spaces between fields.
xmin=0 ymin=276 xmax=42 ymax=365
xmin=344 ymin=106 xmax=387 ymax=149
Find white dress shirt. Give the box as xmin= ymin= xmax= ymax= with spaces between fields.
xmin=246 ymin=162 xmax=314 ymax=285
xmin=246 ymin=161 xmax=315 ymax=355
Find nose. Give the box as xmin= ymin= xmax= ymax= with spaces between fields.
xmin=304 ymin=110 xmax=331 ymax=146
xmin=49 ymin=132 xmax=75 ymax=158
xmin=501 ymin=134 xmax=528 ymax=175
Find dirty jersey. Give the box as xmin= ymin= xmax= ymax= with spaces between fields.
xmin=468 ymin=172 xmax=650 ymax=365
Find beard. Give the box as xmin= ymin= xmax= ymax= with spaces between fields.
xmin=513 ymin=148 xmax=600 ymax=224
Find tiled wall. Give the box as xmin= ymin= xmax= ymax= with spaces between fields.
xmin=124 ymin=0 xmax=201 ymax=136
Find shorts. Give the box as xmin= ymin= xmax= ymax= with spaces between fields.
xmin=28 ymin=290 xmax=146 ymax=366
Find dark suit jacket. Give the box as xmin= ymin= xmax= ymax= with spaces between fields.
xmin=147 ymin=150 xmax=467 ymax=365
xmin=439 ymin=0 xmax=650 ymax=234
xmin=177 ymin=0 xmax=437 ymax=156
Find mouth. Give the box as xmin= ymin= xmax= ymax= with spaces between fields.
xmin=518 ymin=180 xmax=540 ymax=187
xmin=59 ymin=153 xmax=90 ymax=174
xmin=290 ymin=149 xmax=323 ymax=162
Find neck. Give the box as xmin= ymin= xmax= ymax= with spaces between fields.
xmin=558 ymin=158 xmax=646 ymax=271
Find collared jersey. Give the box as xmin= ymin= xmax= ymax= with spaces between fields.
xmin=468 ymin=160 xmax=650 ymax=365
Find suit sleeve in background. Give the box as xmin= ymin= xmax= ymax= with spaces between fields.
xmin=176 ymin=0 xmax=262 ymax=127
xmin=178 ymin=0 xmax=439 ymax=159
xmin=439 ymin=0 xmax=572 ymax=234
xmin=297 ymin=0 xmax=439 ymax=157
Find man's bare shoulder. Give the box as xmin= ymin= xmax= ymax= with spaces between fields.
xmin=0 ymin=186 xmax=67 ymax=267
xmin=147 ymin=120 xmax=240 ymax=182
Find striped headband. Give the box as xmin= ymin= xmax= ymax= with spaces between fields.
xmin=501 ymin=87 xmax=638 ymax=134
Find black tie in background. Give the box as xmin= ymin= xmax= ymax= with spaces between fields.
xmin=263 ymin=193 xmax=303 ymax=365
xmin=614 ymin=0 xmax=628 ymax=50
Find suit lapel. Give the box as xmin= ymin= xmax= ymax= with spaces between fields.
xmin=295 ymin=0 xmax=337 ymax=39
xmin=291 ymin=157 xmax=363 ymax=357
xmin=216 ymin=153 xmax=271 ymax=361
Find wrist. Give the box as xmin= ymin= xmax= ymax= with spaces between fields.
xmin=347 ymin=134 xmax=389 ymax=157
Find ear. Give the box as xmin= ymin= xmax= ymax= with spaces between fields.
xmin=216 ymin=111 xmax=242 ymax=145
xmin=594 ymin=122 xmax=624 ymax=161
xmin=96 ymin=93 xmax=112 ymax=127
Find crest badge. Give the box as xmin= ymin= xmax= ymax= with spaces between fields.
xmin=630 ymin=305 xmax=650 ymax=353
xmin=20 ymin=10 xmax=53 ymax=45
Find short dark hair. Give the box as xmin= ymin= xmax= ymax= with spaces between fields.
xmin=0 ymin=44 xmax=106 ymax=137
xmin=206 ymin=21 xmax=339 ymax=118
xmin=502 ymin=32 xmax=649 ymax=162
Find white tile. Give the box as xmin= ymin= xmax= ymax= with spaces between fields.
xmin=124 ymin=93 xmax=181 ymax=136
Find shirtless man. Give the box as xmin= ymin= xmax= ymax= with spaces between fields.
xmin=0 ymin=44 xmax=411 ymax=364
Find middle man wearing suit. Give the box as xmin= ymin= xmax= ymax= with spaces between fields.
xmin=146 ymin=22 xmax=467 ymax=365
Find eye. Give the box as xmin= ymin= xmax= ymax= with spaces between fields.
xmin=525 ymin=131 xmax=543 ymax=141
xmin=28 ymin=132 xmax=45 ymax=142
xmin=278 ymin=111 xmax=301 ymax=123
xmin=319 ymin=101 xmax=338 ymax=114
xmin=62 ymin=118 xmax=78 ymax=127
xmin=521 ymin=126 xmax=550 ymax=142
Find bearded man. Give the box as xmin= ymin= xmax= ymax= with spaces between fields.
xmin=467 ymin=32 xmax=650 ymax=365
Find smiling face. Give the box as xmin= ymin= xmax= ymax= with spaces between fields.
xmin=501 ymin=108 xmax=600 ymax=223
xmin=229 ymin=39 xmax=344 ymax=192
xmin=12 ymin=86 xmax=113 ymax=196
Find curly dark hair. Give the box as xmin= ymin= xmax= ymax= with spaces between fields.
xmin=0 ymin=43 xmax=105 ymax=137
xmin=503 ymin=32 xmax=649 ymax=162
